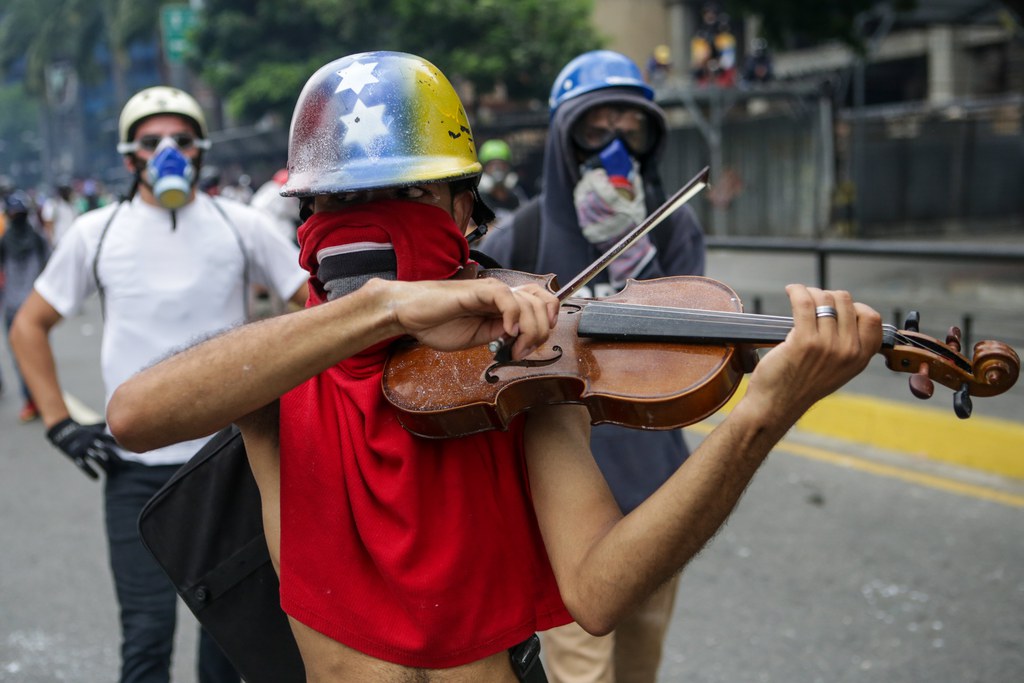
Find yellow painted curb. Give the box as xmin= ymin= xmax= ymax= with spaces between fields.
xmin=713 ymin=379 xmax=1024 ymax=481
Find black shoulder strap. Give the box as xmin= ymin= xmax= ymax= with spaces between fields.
xmin=92 ymin=201 xmax=127 ymax=318
xmin=508 ymin=196 xmax=542 ymax=273
xmin=92 ymin=198 xmax=252 ymax=320
xmin=469 ymin=249 xmax=504 ymax=271
xmin=208 ymin=197 xmax=251 ymax=320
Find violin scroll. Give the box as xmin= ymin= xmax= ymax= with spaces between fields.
xmin=881 ymin=313 xmax=1020 ymax=418
xmin=971 ymin=339 xmax=1020 ymax=396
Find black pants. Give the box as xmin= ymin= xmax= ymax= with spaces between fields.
xmin=104 ymin=460 xmax=239 ymax=683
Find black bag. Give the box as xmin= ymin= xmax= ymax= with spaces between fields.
xmin=138 ymin=426 xmax=305 ymax=682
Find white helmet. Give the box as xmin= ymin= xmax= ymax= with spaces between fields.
xmin=116 ymin=86 xmax=210 ymax=154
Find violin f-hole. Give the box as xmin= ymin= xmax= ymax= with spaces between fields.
xmin=484 ymin=346 xmax=564 ymax=384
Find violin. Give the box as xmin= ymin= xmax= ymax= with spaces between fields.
xmin=383 ymin=271 xmax=1020 ymax=438
xmin=381 ymin=167 xmax=1021 ymax=439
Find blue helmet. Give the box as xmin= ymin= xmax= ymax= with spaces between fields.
xmin=5 ymin=191 xmax=30 ymax=216
xmin=549 ymin=50 xmax=654 ymax=117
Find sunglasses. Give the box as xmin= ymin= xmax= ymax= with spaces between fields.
xmin=570 ymin=106 xmax=656 ymax=157
xmin=117 ymin=133 xmax=211 ymax=155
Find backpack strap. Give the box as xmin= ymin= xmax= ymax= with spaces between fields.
xmin=91 ymin=200 xmax=126 ymax=318
xmin=92 ymin=197 xmax=252 ymax=321
xmin=208 ymin=197 xmax=252 ymax=321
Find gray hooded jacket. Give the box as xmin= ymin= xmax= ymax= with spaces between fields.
xmin=481 ymin=87 xmax=706 ymax=513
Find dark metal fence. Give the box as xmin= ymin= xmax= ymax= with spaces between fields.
xmin=705 ymin=236 xmax=1024 ymax=349
xmin=844 ymin=95 xmax=1024 ymax=238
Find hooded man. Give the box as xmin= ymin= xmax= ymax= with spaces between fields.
xmin=481 ymin=49 xmax=707 ymax=683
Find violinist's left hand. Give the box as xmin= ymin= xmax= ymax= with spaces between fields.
xmin=742 ymin=285 xmax=882 ymax=426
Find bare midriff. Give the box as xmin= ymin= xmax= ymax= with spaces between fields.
xmin=290 ymin=617 xmax=520 ymax=683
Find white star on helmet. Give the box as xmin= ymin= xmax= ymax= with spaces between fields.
xmin=339 ymin=99 xmax=389 ymax=151
xmin=335 ymin=61 xmax=380 ymax=95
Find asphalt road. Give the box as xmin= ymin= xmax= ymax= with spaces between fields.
xmin=1 ymin=252 xmax=1022 ymax=682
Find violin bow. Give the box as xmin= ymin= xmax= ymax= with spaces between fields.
xmin=489 ymin=166 xmax=711 ymax=357
xmin=555 ymin=166 xmax=710 ymax=300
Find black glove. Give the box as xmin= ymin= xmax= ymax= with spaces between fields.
xmin=46 ymin=418 xmax=121 ymax=480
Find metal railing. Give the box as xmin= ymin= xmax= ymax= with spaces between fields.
xmin=705 ymin=236 xmax=1024 ymax=348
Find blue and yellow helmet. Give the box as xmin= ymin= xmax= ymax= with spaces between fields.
xmin=281 ymin=52 xmax=482 ymax=197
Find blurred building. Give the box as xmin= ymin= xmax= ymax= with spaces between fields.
xmin=7 ymin=0 xmax=1023 ymax=240
xmin=578 ymin=0 xmax=1024 ymax=239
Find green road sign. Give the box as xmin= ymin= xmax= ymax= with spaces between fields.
xmin=161 ymin=5 xmax=197 ymax=65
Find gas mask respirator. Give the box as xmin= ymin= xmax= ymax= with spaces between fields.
xmin=573 ymin=137 xmax=655 ymax=288
xmin=146 ymin=138 xmax=195 ymax=210
xmin=574 ymin=138 xmax=646 ymax=244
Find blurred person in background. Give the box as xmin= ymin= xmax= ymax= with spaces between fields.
xmin=482 ymin=49 xmax=707 ymax=683
xmin=1 ymin=191 xmax=49 ymax=421
xmin=76 ymin=178 xmax=107 ymax=213
xmin=712 ymin=13 xmax=738 ymax=87
xmin=477 ymin=138 xmax=529 ymax=226
xmin=691 ymin=3 xmax=737 ymax=87
xmin=250 ymin=168 xmax=302 ymax=315
xmin=220 ymin=173 xmax=254 ymax=203
xmin=0 ymin=176 xmax=13 ymax=238
xmin=250 ymin=168 xmax=301 ymax=245
xmin=41 ymin=179 xmax=80 ymax=245
xmin=645 ymin=44 xmax=672 ymax=87
xmin=742 ymin=38 xmax=775 ymax=85
xmin=198 ymin=164 xmax=223 ymax=196
xmin=9 ymin=85 xmax=307 ymax=683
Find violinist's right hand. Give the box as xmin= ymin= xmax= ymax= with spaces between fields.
xmin=741 ymin=284 xmax=882 ymax=427
xmin=379 ymin=277 xmax=560 ymax=360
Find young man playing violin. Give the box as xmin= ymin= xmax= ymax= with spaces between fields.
xmin=106 ymin=52 xmax=883 ymax=683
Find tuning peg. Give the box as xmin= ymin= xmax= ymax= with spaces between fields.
xmin=945 ymin=326 xmax=962 ymax=353
xmin=954 ymin=382 xmax=973 ymax=419
xmin=903 ymin=311 xmax=921 ymax=333
xmin=908 ymin=361 xmax=934 ymax=399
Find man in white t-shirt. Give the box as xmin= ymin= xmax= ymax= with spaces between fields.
xmin=40 ymin=181 xmax=79 ymax=245
xmin=9 ymin=86 xmax=307 ymax=683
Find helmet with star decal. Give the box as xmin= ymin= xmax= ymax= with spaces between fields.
xmin=281 ymin=51 xmax=482 ymax=197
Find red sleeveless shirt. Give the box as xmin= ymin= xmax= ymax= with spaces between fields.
xmin=278 ymin=203 xmax=570 ymax=668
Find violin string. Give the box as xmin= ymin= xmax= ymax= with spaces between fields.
xmin=583 ymin=302 xmax=792 ymax=330
xmin=584 ymin=302 xmax=938 ymax=353
xmin=587 ymin=301 xmax=915 ymax=335
xmin=582 ymin=300 xmax=790 ymax=322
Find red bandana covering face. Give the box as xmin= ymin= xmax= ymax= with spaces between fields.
xmin=279 ymin=200 xmax=569 ymax=668
xmin=297 ymin=199 xmax=470 ymax=305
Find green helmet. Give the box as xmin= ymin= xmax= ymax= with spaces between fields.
xmin=478 ymin=139 xmax=511 ymax=165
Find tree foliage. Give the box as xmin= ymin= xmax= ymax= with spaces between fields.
xmin=0 ymin=82 xmax=41 ymax=169
xmin=726 ymin=0 xmax=917 ymax=51
xmin=192 ymin=0 xmax=602 ymax=123
xmin=0 ymin=0 xmax=165 ymax=99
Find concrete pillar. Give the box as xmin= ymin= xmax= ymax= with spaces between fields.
xmin=667 ymin=0 xmax=692 ymax=85
xmin=928 ymin=24 xmax=961 ymax=105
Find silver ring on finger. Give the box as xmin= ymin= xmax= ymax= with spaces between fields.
xmin=815 ymin=305 xmax=838 ymax=319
